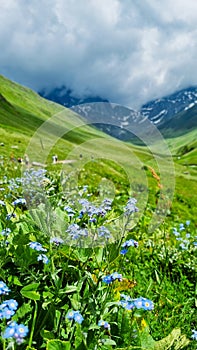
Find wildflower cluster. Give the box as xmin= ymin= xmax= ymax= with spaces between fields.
xmin=66 ymin=310 xmax=84 ymax=324
xmin=120 ymin=238 xmax=138 ymax=254
xmin=0 ymin=281 xmax=10 ymax=295
xmin=29 ymin=241 xmax=49 ymax=264
xmin=3 ymin=321 xmax=29 ymax=345
xmin=172 ymin=221 xmax=197 ymax=249
xmin=119 ymin=294 xmax=154 ymax=311
xmin=0 ymin=299 xmax=18 ymax=319
xmin=124 ymin=198 xmax=138 ymax=215
xmin=102 ymin=272 xmax=122 ymax=284
xmin=0 ymin=281 xmax=28 ymax=344
xmin=98 ymin=319 xmax=110 ymax=330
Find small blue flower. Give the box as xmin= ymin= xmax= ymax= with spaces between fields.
xmin=0 ymin=200 xmax=5 ymax=206
xmin=66 ymin=310 xmax=84 ymax=324
xmin=50 ymin=237 xmax=64 ymax=245
xmin=29 ymin=241 xmax=47 ymax=252
xmin=111 ymin=272 xmax=122 ymax=281
xmin=133 ymin=297 xmax=154 ymax=311
xmin=179 ymin=223 xmax=185 ymax=231
xmin=186 ymin=220 xmax=190 ymax=226
xmin=64 ymin=206 xmax=75 ymax=217
xmin=1 ymin=299 xmax=18 ymax=311
xmin=1 ymin=228 xmax=11 ymax=236
xmin=0 ymin=281 xmax=10 ymax=295
xmin=0 ymin=307 xmax=15 ymax=319
xmin=102 ymin=272 xmax=122 ymax=284
xmin=73 ymin=311 xmax=84 ymax=324
xmin=122 ymin=239 xmax=138 ymax=248
xmin=97 ymin=226 xmax=111 ymax=239
xmin=102 ymin=275 xmax=113 ymax=284
xmin=6 ymin=213 xmax=16 ymax=220
xmin=124 ymin=198 xmax=138 ymax=215
xmin=3 ymin=321 xmax=29 ymax=343
xmin=98 ymin=319 xmax=110 ymax=330
xmin=191 ymin=329 xmax=197 ymax=340
xmin=120 ymin=248 xmax=128 ymax=255
xmin=12 ymin=198 xmax=26 ymax=206
xmin=37 ymin=254 xmax=49 ymax=264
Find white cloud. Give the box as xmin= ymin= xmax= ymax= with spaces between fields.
xmin=0 ymin=0 xmax=197 ymax=108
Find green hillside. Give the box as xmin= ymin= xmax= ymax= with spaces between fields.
xmin=0 ymin=74 xmax=196 ymax=223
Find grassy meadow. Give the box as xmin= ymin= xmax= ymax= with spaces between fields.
xmin=0 ymin=75 xmax=196 ymax=349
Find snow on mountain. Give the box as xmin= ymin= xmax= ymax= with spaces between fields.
xmin=140 ymin=86 xmax=197 ymax=126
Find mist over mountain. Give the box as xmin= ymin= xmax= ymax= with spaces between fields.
xmin=39 ymin=86 xmax=108 ymax=109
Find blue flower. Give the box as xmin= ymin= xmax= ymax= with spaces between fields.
xmin=6 ymin=213 xmax=16 ymax=220
xmin=50 ymin=237 xmax=64 ymax=245
xmin=102 ymin=272 xmax=122 ymax=284
xmin=179 ymin=223 xmax=185 ymax=231
xmin=186 ymin=220 xmax=190 ymax=226
xmin=122 ymin=239 xmax=138 ymax=248
xmin=66 ymin=224 xmax=88 ymax=240
xmin=102 ymin=275 xmax=113 ymax=284
xmin=1 ymin=299 xmax=18 ymax=311
xmin=98 ymin=319 xmax=110 ymax=330
xmin=37 ymin=254 xmax=49 ymax=264
xmin=73 ymin=311 xmax=84 ymax=324
xmin=64 ymin=206 xmax=75 ymax=217
xmin=111 ymin=272 xmax=122 ymax=281
xmin=134 ymin=297 xmax=154 ymax=311
xmin=120 ymin=248 xmax=128 ymax=255
xmin=66 ymin=310 xmax=84 ymax=324
xmin=0 ymin=306 xmax=15 ymax=319
xmin=12 ymin=198 xmax=26 ymax=206
xmin=97 ymin=226 xmax=111 ymax=239
xmin=0 ymin=200 xmax=5 ymax=206
xmin=3 ymin=321 xmax=28 ymax=344
xmin=0 ymin=281 xmax=10 ymax=295
xmin=1 ymin=228 xmax=11 ymax=236
xmin=124 ymin=198 xmax=138 ymax=215
xmin=191 ymin=329 xmax=197 ymax=340
xmin=29 ymin=241 xmax=47 ymax=252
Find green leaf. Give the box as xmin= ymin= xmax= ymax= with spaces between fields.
xmin=12 ymin=302 xmax=32 ymax=321
xmin=61 ymin=285 xmax=78 ymax=294
xmin=40 ymin=330 xmax=55 ymax=340
xmin=102 ymin=338 xmax=117 ymax=346
xmin=21 ymin=283 xmax=40 ymax=300
xmin=139 ymin=326 xmax=155 ymax=350
xmin=46 ymin=340 xmax=71 ymax=350
xmin=8 ymin=275 xmax=23 ymax=286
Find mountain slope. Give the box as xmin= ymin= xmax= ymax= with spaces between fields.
xmin=141 ymin=86 xmax=197 ymax=127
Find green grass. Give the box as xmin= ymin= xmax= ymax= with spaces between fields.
xmin=0 ymin=75 xmax=197 ymax=349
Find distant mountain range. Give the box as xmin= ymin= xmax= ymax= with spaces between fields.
xmin=39 ymin=85 xmax=197 ymax=139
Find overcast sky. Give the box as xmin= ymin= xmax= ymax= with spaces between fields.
xmin=0 ymin=0 xmax=197 ymax=108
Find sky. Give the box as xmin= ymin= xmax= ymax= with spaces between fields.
xmin=0 ymin=0 xmax=197 ymax=109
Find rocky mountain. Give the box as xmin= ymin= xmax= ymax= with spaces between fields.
xmin=140 ymin=86 xmax=197 ymax=126
xmin=39 ymin=85 xmax=197 ymax=140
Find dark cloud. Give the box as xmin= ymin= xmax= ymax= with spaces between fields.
xmin=0 ymin=0 xmax=197 ymax=108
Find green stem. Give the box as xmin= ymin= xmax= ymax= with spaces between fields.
xmin=28 ymin=301 xmax=38 ymax=347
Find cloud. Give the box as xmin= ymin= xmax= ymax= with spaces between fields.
xmin=0 ymin=0 xmax=197 ymax=108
